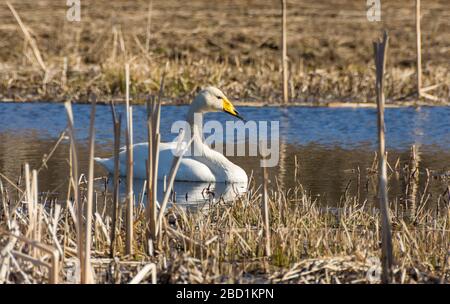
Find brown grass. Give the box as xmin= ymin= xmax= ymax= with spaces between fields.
xmin=0 ymin=0 xmax=449 ymax=285
xmin=0 ymin=0 xmax=448 ymax=104
xmin=0 ymin=147 xmax=449 ymax=283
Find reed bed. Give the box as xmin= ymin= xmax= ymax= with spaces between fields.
xmin=0 ymin=59 xmax=449 ymax=284
xmin=0 ymin=0 xmax=449 ymax=285
xmin=0 ymin=0 xmax=448 ymax=104
xmin=0 ymin=145 xmax=449 ymax=283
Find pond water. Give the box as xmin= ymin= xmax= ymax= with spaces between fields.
xmin=0 ymin=102 xmax=449 ymax=206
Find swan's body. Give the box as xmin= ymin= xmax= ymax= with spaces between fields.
xmin=95 ymin=142 xmax=216 ymax=181
xmin=95 ymin=87 xmax=248 ymax=183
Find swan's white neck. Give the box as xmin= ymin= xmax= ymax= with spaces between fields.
xmin=185 ymin=104 xmax=247 ymax=183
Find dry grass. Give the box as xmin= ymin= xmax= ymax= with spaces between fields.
xmin=0 ymin=150 xmax=449 ymax=283
xmin=0 ymin=0 xmax=448 ymax=104
xmin=0 ymin=0 xmax=449 ymax=285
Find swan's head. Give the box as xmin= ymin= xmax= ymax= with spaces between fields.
xmin=192 ymin=86 xmax=244 ymax=120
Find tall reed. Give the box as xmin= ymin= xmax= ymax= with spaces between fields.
xmin=373 ymin=31 xmax=393 ymax=283
xmin=124 ymin=63 xmax=134 ymax=255
xmin=415 ymin=0 xmax=422 ymax=97
xmin=109 ymin=103 xmax=121 ymax=258
xmin=64 ymin=101 xmax=83 ymax=282
xmin=280 ymin=0 xmax=288 ymax=104
xmin=82 ymin=95 xmax=97 ymax=283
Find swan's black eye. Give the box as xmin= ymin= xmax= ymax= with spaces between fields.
xmin=216 ymin=96 xmax=222 ymax=99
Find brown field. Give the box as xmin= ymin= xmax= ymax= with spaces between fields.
xmin=0 ymin=0 xmax=449 ymax=104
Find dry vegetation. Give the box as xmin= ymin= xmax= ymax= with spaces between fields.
xmin=1 ymin=153 xmax=449 ymax=283
xmin=0 ymin=94 xmax=449 ymax=283
xmin=0 ymin=0 xmax=449 ymax=285
xmin=0 ymin=0 xmax=449 ymax=104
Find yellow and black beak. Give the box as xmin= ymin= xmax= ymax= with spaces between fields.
xmin=223 ymin=97 xmax=245 ymax=121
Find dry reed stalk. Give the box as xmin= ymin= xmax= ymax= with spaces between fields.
xmin=152 ymin=104 xmax=161 ymax=180
xmin=373 ymin=31 xmax=394 ymax=283
xmin=294 ymin=155 xmax=299 ymax=184
xmin=129 ymin=263 xmax=157 ymax=284
xmin=151 ymin=129 xmax=160 ymax=238
xmin=31 ymin=170 xmax=40 ymax=257
xmin=413 ymin=1 xmax=439 ymax=102
xmin=64 ymin=101 xmax=83 ymax=282
xmin=0 ymin=223 xmax=19 ymax=283
xmin=0 ymin=179 xmax=10 ymax=226
xmin=110 ymin=103 xmax=121 ymax=258
xmin=146 ymin=74 xmax=164 ymax=244
xmin=281 ymin=0 xmax=288 ymax=104
xmin=24 ymin=164 xmax=34 ymax=240
xmin=155 ymin=133 xmax=194 ymax=237
xmin=82 ymin=96 xmax=97 ymax=284
xmin=407 ymin=145 xmax=420 ymax=220
xmin=6 ymin=2 xmax=47 ymax=73
xmin=23 ymin=165 xmax=39 ymax=258
xmin=145 ymin=0 xmax=153 ymax=52
xmin=146 ymin=98 xmax=155 ymax=243
xmin=125 ymin=63 xmax=134 ymax=255
xmin=37 ymin=131 xmax=66 ymax=174
xmin=151 ymin=120 xmax=160 ymax=182
xmin=415 ymin=0 xmax=422 ymax=98
xmin=261 ymin=161 xmax=271 ymax=257
xmin=1 ymin=229 xmax=60 ymax=284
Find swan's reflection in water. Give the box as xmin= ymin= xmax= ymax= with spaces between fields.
xmin=102 ymin=177 xmax=247 ymax=213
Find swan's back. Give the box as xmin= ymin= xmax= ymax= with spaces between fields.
xmin=95 ymin=142 xmax=216 ymax=182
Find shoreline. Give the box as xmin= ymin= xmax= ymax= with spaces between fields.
xmin=1 ymin=99 xmax=449 ymax=108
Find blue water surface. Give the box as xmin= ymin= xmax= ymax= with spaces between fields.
xmin=1 ymin=103 xmax=448 ymax=151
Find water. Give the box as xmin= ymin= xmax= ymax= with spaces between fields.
xmin=0 ymin=102 xmax=449 ymax=205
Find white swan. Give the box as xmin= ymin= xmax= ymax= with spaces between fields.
xmin=95 ymin=86 xmax=248 ymax=183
